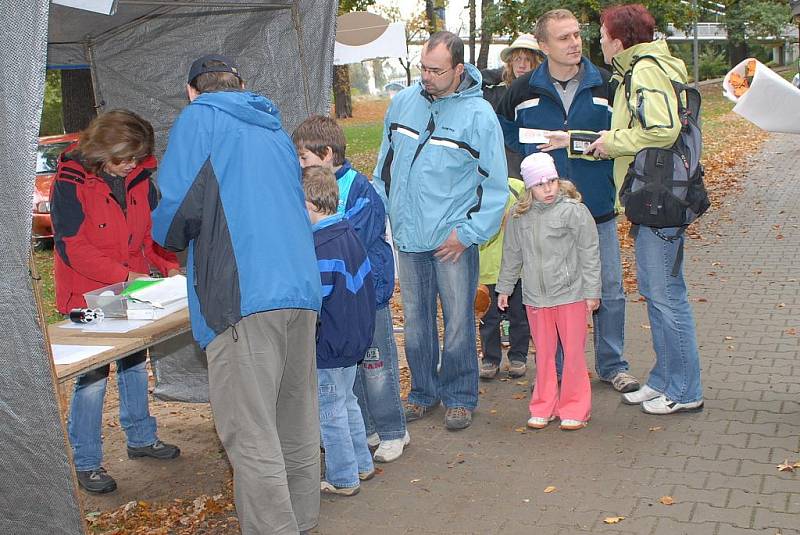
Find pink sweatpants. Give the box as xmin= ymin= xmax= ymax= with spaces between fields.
xmin=526 ymin=301 xmax=592 ymax=422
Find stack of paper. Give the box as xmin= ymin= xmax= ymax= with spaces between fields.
xmin=125 ymin=275 xmax=188 ymax=320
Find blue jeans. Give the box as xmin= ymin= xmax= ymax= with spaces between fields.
xmin=635 ymin=226 xmax=703 ymax=403
xmin=396 ymin=245 xmax=479 ymax=410
xmin=68 ymin=351 xmax=157 ymax=471
xmin=318 ymin=366 xmax=374 ymax=488
xmin=354 ymin=305 xmax=407 ymax=441
xmin=593 ymin=218 xmax=628 ymax=380
xmin=555 ymin=218 xmax=628 ymax=380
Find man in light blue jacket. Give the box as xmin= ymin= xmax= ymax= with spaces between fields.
xmin=373 ymin=32 xmax=508 ymax=430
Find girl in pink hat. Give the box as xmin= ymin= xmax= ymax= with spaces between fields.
xmin=496 ymin=152 xmax=601 ymax=430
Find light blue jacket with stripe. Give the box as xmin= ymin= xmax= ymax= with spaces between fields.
xmin=372 ymin=63 xmax=509 ymax=252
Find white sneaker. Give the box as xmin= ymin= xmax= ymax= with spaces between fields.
xmin=367 ymin=433 xmax=381 ymax=448
xmin=641 ymin=395 xmax=704 ymax=415
xmin=621 ymin=384 xmax=661 ymax=405
xmin=526 ymin=415 xmax=555 ymax=429
xmin=559 ymin=419 xmax=588 ymax=431
xmin=373 ymin=431 xmax=410 ymax=463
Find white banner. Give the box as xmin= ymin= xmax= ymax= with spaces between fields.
xmin=334 ymin=21 xmax=407 ymax=65
xmin=52 ymin=0 xmax=116 ymax=15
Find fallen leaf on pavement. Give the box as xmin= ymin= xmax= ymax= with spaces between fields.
xmin=410 ymin=478 xmax=421 ymax=483
xmin=514 ymin=427 xmax=527 ymax=433
xmin=603 ymin=516 xmax=625 ymax=524
xmin=785 ymin=328 xmax=797 ymax=336
xmin=724 ymin=336 xmax=734 ymax=340
xmin=512 ymin=393 xmax=526 ymax=400
xmin=544 ymin=486 xmax=557 ymax=493
xmin=516 ymin=380 xmax=529 ymax=386
xmin=640 ymin=324 xmax=651 ymax=330
xmin=649 ymin=426 xmax=663 ymax=432
xmin=659 ymin=496 xmax=675 ymax=505
xmin=523 ymin=498 xmax=530 ymax=503
xmin=777 ymin=460 xmax=794 ymax=472
xmin=490 ymin=409 xmax=497 ymax=414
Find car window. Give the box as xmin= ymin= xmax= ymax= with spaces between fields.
xmin=36 ymin=142 xmax=71 ymax=174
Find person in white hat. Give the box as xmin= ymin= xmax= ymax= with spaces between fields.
xmin=482 ymin=33 xmax=543 ymax=112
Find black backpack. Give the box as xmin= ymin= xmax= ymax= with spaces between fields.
xmin=618 ymin=55 xmax=710 ymax=231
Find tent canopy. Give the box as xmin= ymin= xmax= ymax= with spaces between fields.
xmin=47 ymin=0 xmax=335 ymax=147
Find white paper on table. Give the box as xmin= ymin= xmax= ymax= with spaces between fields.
xmin=722 ymin=58 xmax=800 ymax=134
xmin=519 ymin=128 xmax=551 ymax=144
xmin=58 ymin=318 xmax=151 ymax=333
xmin=51 ymin=344 xmax=114 ymax=365
xmin=127 ymin=275 xmax=187 ymax=308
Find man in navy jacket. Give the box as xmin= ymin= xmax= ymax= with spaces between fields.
xmin=496 ymin=9 xmax=639 ymax=395
xmin=152 ymin=55 xmax=322 ymax=535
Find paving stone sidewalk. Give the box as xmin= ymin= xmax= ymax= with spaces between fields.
xmin=316 ymin=134 xmax=800 ymax=535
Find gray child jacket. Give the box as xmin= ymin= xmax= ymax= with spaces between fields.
xmin=497 ymin=193 xmax=601 ymax=308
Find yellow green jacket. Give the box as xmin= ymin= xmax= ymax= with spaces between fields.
xmin=479 ymin=178 xmax=525 ymax=285
xmin=605 ymin=40 xmax=688 ymax=196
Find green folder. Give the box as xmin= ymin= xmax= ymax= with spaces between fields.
xmin=120 ymin=278 xmax=162 ymax=298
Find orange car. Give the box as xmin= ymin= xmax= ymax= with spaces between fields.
xmin=33 ymin=133 xmax=78 ymax=249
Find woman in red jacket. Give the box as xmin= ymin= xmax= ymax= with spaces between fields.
xmin=51 ymin=109 xmax=181 ymax=494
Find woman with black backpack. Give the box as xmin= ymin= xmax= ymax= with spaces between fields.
xmin=544 ymin=4 xmax=705 ymax=416
xmin=585 ymin=3 xmax=704 ymax=415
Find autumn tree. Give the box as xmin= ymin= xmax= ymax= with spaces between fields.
xmin=482 ymin=0 xmax=692 ymax=66
xmin=720 ymin=0 xmax=791 ymax=66
xmin=378 ymin=2 xmax=441 ymax=87
xmin=334 ymin=0 xmax=377 ymax=119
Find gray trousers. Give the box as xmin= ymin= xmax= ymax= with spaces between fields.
xmin=206 ymin=309 xmax=320 ymax=534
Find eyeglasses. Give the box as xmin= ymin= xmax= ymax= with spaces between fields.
xmin=417 ymin=63 xmax=453 ymax=78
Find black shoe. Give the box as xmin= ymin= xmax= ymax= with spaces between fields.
xmin=76 ymin=467 xmax=117 ymax=494
xmin=127 ymin=439 xmax=181 ymax=460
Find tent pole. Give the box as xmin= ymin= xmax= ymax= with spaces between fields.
xmin=84 ymin=39 xmax=103 ymax=113
xmin=292 ymin=0 xmax=312 ymax=116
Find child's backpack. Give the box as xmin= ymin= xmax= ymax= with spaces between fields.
xmin=618 ymin=55 xmax=710 ymax=238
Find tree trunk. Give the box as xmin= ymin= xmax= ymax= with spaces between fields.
xmin=425 ymin=0 xmax=436 ymax=34
xmin=477 ymin=0 xmax=492 ymax=69
xmin=400 ymin=59 xmax=412 ymax=87
xmin=61 ymin=69 xmax=96 ymax=133
xmin=469 ymin=0 xmax=476 ymax=64
xmin=333 ymin=64 xmax=353 ymax=119
xmin=725 ymin=0 xmax=749 ymax=68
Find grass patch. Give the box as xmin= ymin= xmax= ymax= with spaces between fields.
xmin=32 ymin=248 xmax=60 ymax=324
xmin=342 ymin=122 xmax=384 ymax=157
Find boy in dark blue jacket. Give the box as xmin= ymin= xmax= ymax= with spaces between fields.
xmin=303 ymin=166 xmax=377 ymax=496
xmin=294 ymin=116 xmax=409 ymax=464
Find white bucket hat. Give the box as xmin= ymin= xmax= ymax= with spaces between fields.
xmin=500 ymin=34 xmax=541 ymax=63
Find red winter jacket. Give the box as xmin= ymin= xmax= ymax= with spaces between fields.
xmin=51 ymin=145 xmax=179 ymax=313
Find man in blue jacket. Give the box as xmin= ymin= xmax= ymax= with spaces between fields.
xmin=496 ymin=9 xmax=639 ymax=395
xmin=151 ymin=55 xmax=322 ymax=535
xmin=373 ymin=32 xmax=508 ymax=431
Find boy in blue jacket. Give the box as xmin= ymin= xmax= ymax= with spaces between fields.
xmin=303 ymin=166 xmax=377 ymax=496
xmin=293 ymin=116 xmax=409 ymax=463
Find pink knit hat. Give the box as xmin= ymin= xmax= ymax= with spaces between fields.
xmin=521 ymin=152 xmax=558 ymax=188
